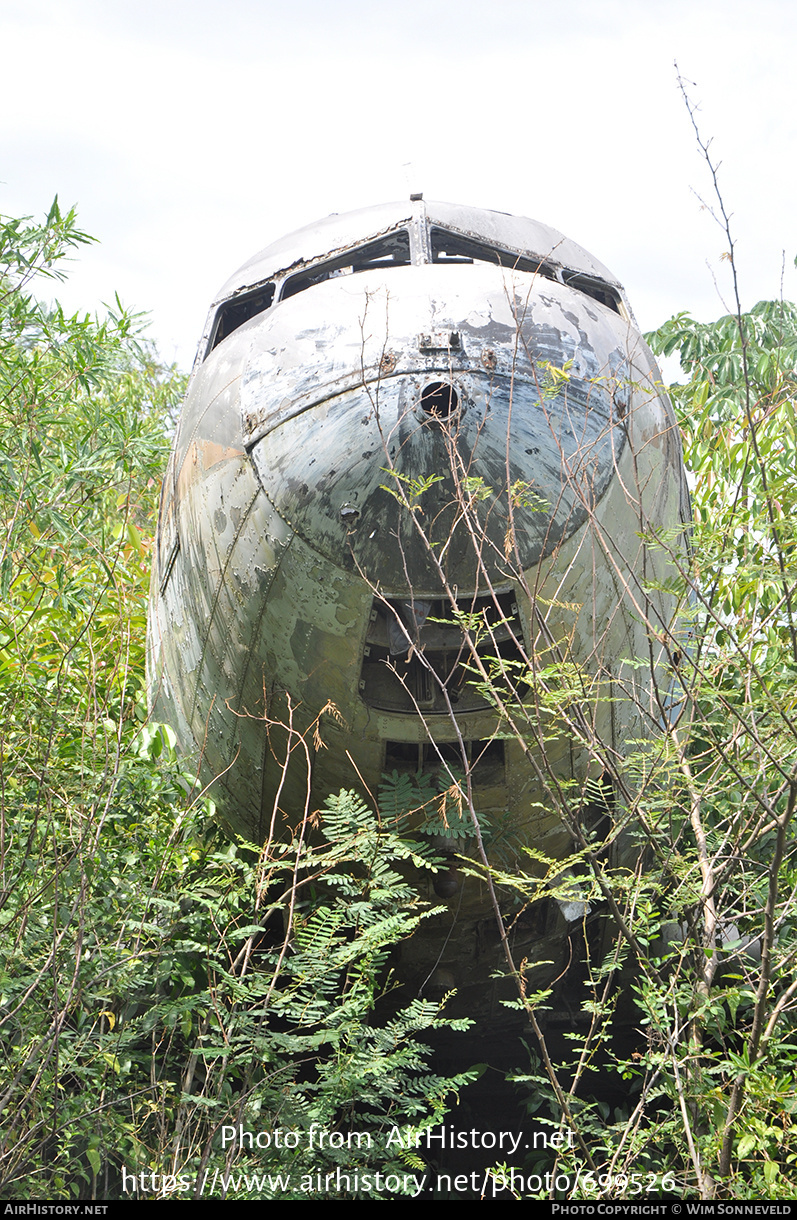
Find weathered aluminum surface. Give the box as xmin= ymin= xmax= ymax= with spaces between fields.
xmin=213 ymin=199 xmax=621 ymax=304
xmin=147 ymin=199 xmax=690 ymax=1027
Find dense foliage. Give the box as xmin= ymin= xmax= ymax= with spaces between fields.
xmin=3 ymin=192 xmax=796 ymax=1201
xmin=638 ymin=300 xmax=797 ymax=1195
xmin=373 ymin=286 xmax=797 ymax=1197
xmin=0 ymin=203 xmax=471 ymax=1200
xmin=486 ymin=298 xmax=797 ymax=1200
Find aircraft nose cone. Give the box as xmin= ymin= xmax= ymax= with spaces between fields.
xmin=241 ymin=270 xmax=626 ymax=587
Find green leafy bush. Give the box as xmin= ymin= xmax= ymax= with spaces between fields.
xmin=485 ymin=296 xmax=797 ymax=1201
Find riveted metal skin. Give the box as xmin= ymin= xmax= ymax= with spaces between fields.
xmin=147 ymin=200 xmax=690 ymax=1027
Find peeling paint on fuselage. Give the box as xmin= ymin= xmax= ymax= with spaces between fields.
xmin=147 ymin=199 xmax=690 ymax=1027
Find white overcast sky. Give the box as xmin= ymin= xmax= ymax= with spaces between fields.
xmin=1 ymin=0 xmax=795 ymax=372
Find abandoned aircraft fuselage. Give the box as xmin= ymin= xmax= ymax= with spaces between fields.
xmin=148 ymin=199 xmax=689 ymax=1024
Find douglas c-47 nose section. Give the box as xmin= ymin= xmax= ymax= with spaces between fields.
xmin=147 ymin=198 xmax=690 ymax=1026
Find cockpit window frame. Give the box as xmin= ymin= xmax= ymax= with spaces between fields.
xmin=430 ymin=227 xmax=623 ymax=315
xmin=201 ymin=218 xmax=625 ymax=362
xmin=561 ymin=270 xmax=623 ymax=315
xmin=429 ymin=227 xmax=559 ymax=282
xmin=207 ymin=282 xmax=276 ymax=355
xmin=279 ymin=229 xmax=412 ymax=302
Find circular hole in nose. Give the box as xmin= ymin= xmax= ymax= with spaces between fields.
xmin=420 ymin=381 xmax=458 ymax=418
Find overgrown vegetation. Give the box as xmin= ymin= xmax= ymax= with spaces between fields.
xmin=479 ymin=292 xmax=797 ymax=1201
xmin=370 ymin=131 xmax=797 ymax=1196
xmin=3 ymin=104 xmax=796 ymax=1197
xmin=0 ymin=202 xmax=471 ymax=1200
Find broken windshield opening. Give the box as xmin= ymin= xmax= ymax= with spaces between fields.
xmin=430 ymin=227 xmax=558 ymax=279
xmin=561 ymin=270 xmax=622 ymax=313
xmin=430 ymin=227 xmax=622 ymax=314
xmin=208 ymin=283 xmax=276 ymax=354
xmin=205 ymin=220 xmax=623 ymax=361
xmin=280 ymin=230 xmax=411 ymax=301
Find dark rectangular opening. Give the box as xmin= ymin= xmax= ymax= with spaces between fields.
xmin=384 ymin=738 xmax=505 ymax=785
xmin=208 ymin=282 xmax=276 ymax=354
xmin=430 ymin=228 xmax=557 ymax=281
xmin=280 ymin=230 xmax=411 ymax=301
xmin=562 ymin=270 xmax=621 ymax=314
xmin=360 ymin=589 xmax=526 ymax=715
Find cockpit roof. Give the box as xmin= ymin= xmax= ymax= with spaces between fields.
xmin=213 ymin=199 xmax=623 ymax=306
